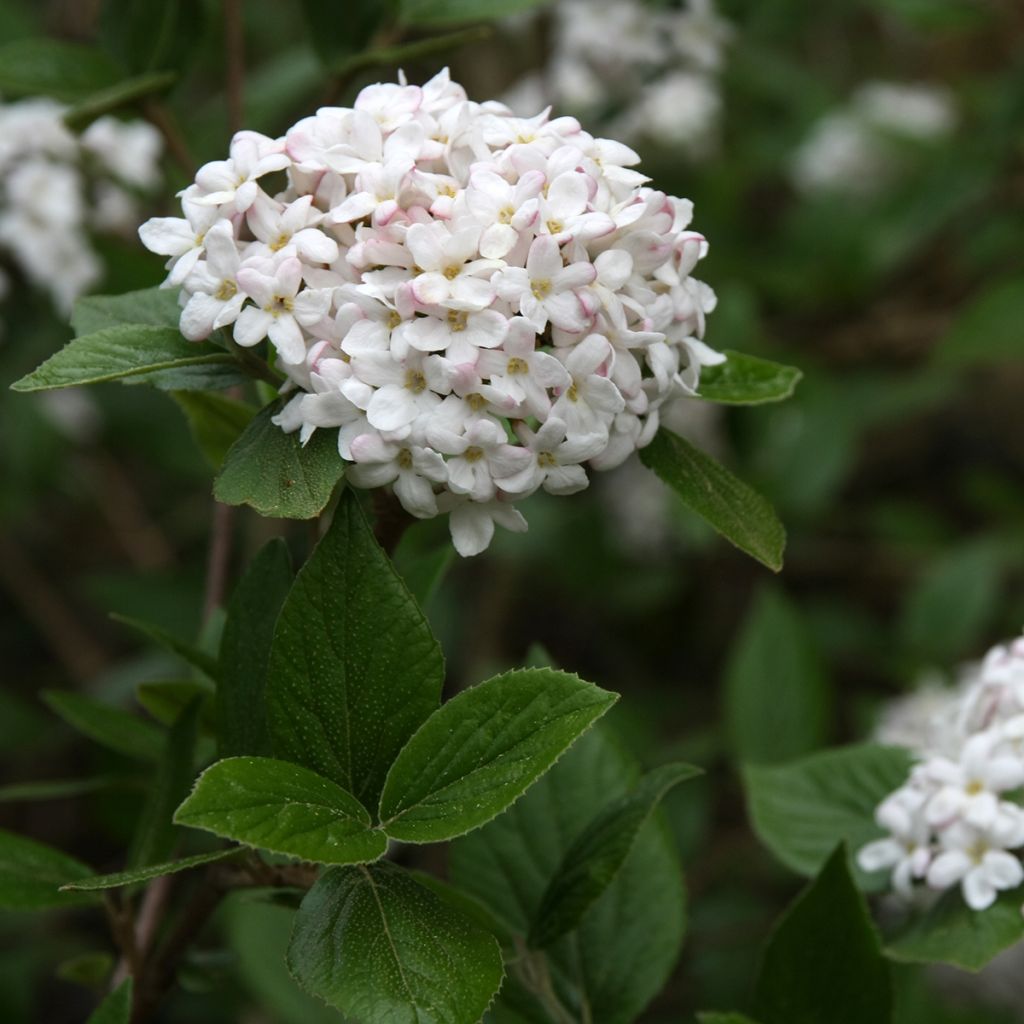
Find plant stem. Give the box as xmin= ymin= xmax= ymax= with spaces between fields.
xmin=142 ymin=99 xmax=194 ymax=178
xmin=372 ymin=488 xmax=413 ymax=556
xmin=224 ymin=0 xmax=245 ymax=135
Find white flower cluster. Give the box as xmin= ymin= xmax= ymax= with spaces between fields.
xmin=860 ymin=637 xmax=1024 ymax=911
xmin=0 ymin=97 xmax=162 ymax=318
xmin=502 ymin=0 xmax=731 ymax=157
xmin=792 ymin=81 xmax=956 ymax=198
xmin=140 ymin=69 xmax=721 ymax=556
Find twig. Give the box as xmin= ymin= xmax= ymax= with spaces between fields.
xmin=142 ymin=99 xmax=194 ymax=178
xmin=201 ymin=501 xmax=235 ymax=623
xmin=223 ymin=0 xmax=245 ymax=135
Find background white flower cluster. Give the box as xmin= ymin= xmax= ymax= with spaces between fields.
xmin=502 ymin=0 xmax=732 ymax=158
xmin=0 ymin=97 xmax=162 ymax=321
xmin=141 ymin=69 xmax=721 ymax=555
xmin=860 ymin=637 xmax=1024 ymax=911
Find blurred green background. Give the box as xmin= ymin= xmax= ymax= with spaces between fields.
xmin=2 ymin=0 xmax=1024 ymax=1020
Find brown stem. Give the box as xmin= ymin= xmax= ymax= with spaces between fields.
xmin=201 ymin=500 xmax=235 ymax=623
xmin=142 ymin=99 xmax=194 ymax=178
xmin=223 ymin=0 xmax=245 ymax=135
xmin=371 ymin=488 xmax=413 ymax=556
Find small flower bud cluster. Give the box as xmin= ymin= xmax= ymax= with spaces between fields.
xmin=0 ymin=97 xmax=162 ymax=317
xmin=860 ymin=637 xmax=1024 ymax=911
xmin=140 ymin=69 xmax=721 ymax=555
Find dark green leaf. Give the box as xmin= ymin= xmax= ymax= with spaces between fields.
xmin=63 ymin=71 xmax=177 ymax=130
xmin=175 ymin=757 xmax=386 ymax=865
xmin=99 ymin=0 xmax=206 ymax=74
xmin=885 ymin=886 xmax=1024 ymax=972
xmin=136 ymin=679 xmax=215 ymax=732
xmin=43 ymin=690 xmax=164 ymax=761
xmin=57 ymin=951 xmax=115 ymax=990
xmin=698 ymin=1015 xmax=762 ymax=1024
xmin=640 ymin=428 xmax=786 ymax=571
xmin=753 ymin=846 xmax=891 ymax=1024
xmin=288 ymin=862 xmax=504 ymax=1024
xmin=10 ymin=325 xmax=238 ymax=393
xmin=71 ymin=288 xmax=182 ymax=335
xmin=379 ymin=668 xmax=617 ymax=843
xmin=724 ymin=586 xmax=831 ymax=763
xmin=529 ymin=761 xmax=700 ymax=948
xmin=0 ymin=827 xmax=96 ymax=910
xmin=214 ymin=403 xmax=345 ymax=519
xmin=450 ymin=726 xmax=686 ymax=1024
xmin=172 ymin=391 xmax=256 ymax=470
xmin=86 ymin=978 xmax=132 ymax=1024
xmin=0 ymin=777 xmax=122 ymax=802
xmin=698 ymin=351 xmax=802 ymax=405
xmin=218 ymin=538 xmax=293 ymax=757
xmin=61 ymin=849 xmax=239 ymax=891
xmin=112 ymin=613 xmax=220 ymax=680
xmin=743 ymin=744 xmax=912 ymax=889
xmin=399 ymin=0 xmax=552 ymax=26
xmin=935 ymin=278 xmax=1024 ymax=368
xmin=301 ymin=0 xmax=392 ymax=65
xmin=267 ymin=491 xmax=443 ymax=810
xmin=0 ymin=38 xmax=120 ymax=101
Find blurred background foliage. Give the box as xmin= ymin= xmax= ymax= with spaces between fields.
xmin=1 ymin=0 xmax=1024 ymax=1020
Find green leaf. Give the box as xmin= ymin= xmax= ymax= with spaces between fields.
xmin=172 ymin=391 xmax=256 ymax=470
xmin=301 ymin=0 xmax=392 ymax=65
xmin=86 ymin=978 xmax=133 ymax=1024
xmin=214 ymin=403 xmax=345 ymax=519
xmin=112 ymin=613 xmax=220 ymax=680
xmin=63 ymin=71 xmax=177 ymax=130
xmin=72 ymin=287 xmax=181 ymax=335
xmin=61 ymin=849 xmax=239 ymax=891
xmin=10 ymin=325 xmax=239 ymax=393
xmin=698 ymin=1015 xmax=762 ymax=1024
xmin=267 ymin=491 xmax=444 ymax=810
xmin=698 ymin=351 xmax=802 ymax=405
xmin=0 ymin=777 xmax=122 ymax=802
xmin=0 ymin=38 xmax=120 ymax=101
xmin=935 ymin=278 xmax=1024 ymax=368
xmin=450 ymin=726 xmax=686 ymax=1024
xmin=57 ymin=951 xmax=115 ymax=990
xmin=127 ymin=700 xmax=201 ymax=868
xmin=43 ymin=690 xmax=164 ymax=761
xmin=287 ymin=862 xmax=504 ymax=1024
xmin=136 ymin=679 xmax=215 ymax=732
xmin=640 ymin=428 xmax=786 ymax=571
xmin=174 ymin=757 xmax=386 ymax=865
xmin=0 ymin=827 xmax=96 ymax=910
xmin=379 ymin=668 xmax=617 ymax=843
xmin=753 ymin=846 xmax=892 ymax=1024
xmin=743 ymin=744 xmax=913 ymax=889
xmin=529 ymin=761 xmax=700 ymax=948
xmin=218 ymin=538 xmax=293 ymax=757
xmin=99 ymin=0 xmax=206 ymax=74
xmin=724 ymin=586 xmax=831 ymax=763
xmin=399 ymin=0 xmax=552 ymax=26
xmin=885 ymin=886 xmax=1024 ymax=971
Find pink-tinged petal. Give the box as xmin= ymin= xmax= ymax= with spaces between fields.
xmin=268 ymin=316 xmax=306 ymax=364
xmin=329 ymin=192 xmax=378 ymax=223
xmin=236 ymin=267 xmax=277 ymax=307
xmin=405 ymin=316 xmax=451 ymax=352
xmin=448 ymin=276 xmax=495 ymax=312
xmin=394 ymin=472 xmax=438 ymax=519
xmin=566 ymin=333 xmax=612 ymax=377
xmin=347 ymin=461 xmax=400 ymax=489
xmin=233 ymin=306 xmax=272 ymax=347
xmin=139 ymin=217 xmax=195 ymax=257
xmin=545 ymin=291 xmax=590 ymax=333
xmin=411 ymin=272 xmax=450 ymax=306
xmin=350 ymin=432 xmax=398 ymax=463
xmin=367 ymin=385 xmax=417 ymax=431
xmin=526 ymin=234 xmax=563 ymax=281
xmin=479 ymin=223 xmax=519 ymax=260
xmin=553 ymin=261 xmax=596 ymax=291
xmin=406 ymin=223 xmax=446 ymax=272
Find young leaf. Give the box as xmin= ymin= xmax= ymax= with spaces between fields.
xmin=266 ymin=491 xmax=444 ymax=810
xmin=61 ymin=849 xmax=239 ymax=891
xmin=112 ymin=613 xmax=220 ymax=680
xmin=10 ymin=325 xmax=239 ymax=393
xmin=698 ymin=351 xmax=802 ymax=405
xmin=43 ymin=691 xmax=164 ymax=761
xmin=213 ymin=403 xmax=345 ymax=519
xmin=885 ymin=886 xmax=1024 ymax=972
xmin=0 ymin=827 xmax=97 ymax=910
xmin=218 ymin=538 xmax=293 ymax=757
xmin=174 ymin=757 xmax=386 ymax=865
xmin=171 ymin=391 xmax=256 ymax=470
xmin=640 ymin=428 xmax=786 ymax=571
xmin=450 ymin=725 xmax=685 ymax=1024
xmin=0 ymin=38 xmax=120 ymax=100
xmin=86 ymin=978 xmax=132 ymax=1024
xmin=287 ymin=862 xmax=504 ymax=1024
xmin=743 ymin=744 xmax=912 ymax=889
xmin=724 ymin=587 xmax=831 ymax=763
xmin=528 ymin=761 xmax=701 ymax=948
xmin=379 ymin=668 xmax=618 ymax=843
xmin=753 ymin=845 xmax=892 ymax=1024
xmin=71 ymin=287 xmax=182 ymax=334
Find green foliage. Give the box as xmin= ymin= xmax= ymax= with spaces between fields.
xmin=85 ymin=979 xmax=132 ymax=1024
xmin=0 ymin=777 xmax=120 ymax=802
xmin=213 ymin=404 xmax=346 ymax=519
xmin=529 ymin=761 xmax=701 ymax=948
xmin=451 ymin=726 xmax=686 ymax=1024
xmin=175 ymin=756 xmax=386 ymax=864
xmin=43 ymin=690 xmax=164 ymax=761
xmin=217 ymin=538 xmax=293 ymax=757
xmin=743 ymin=744 xmax=912 ymax=888
xmin=699 ymin=351 xmax=802 ymax=405
xmin=885 ymin=888 xmax=1024 ymax=972
xmin=699 ymin=1015 xmax=762 ymax=1024
xmin=112 ymin=613 xmax=220 ymax=679
xmin=62 ymin=849 xmax=238 ymax=891
xmin=640 ymin=428 xmax=786 ymax=571
xmin=398 ymin=0 xmax=552 ymax=26
xmin=136 ymin=679 xmax=215 ymax=732
xmin=287 ymin=862 xmax=504 ymax=1023
xmin=71 ymin=288 xmax=181 ymax=334
xmin=266 ymin=492 xmax=443 ymax=809
xmin=752 ymin=846 xmax=892 ymax=1024
xmin=0 ymin=827 xmax=97 ymax=910
xmin=724 ymin=586 xmax=831 ymax=763
xmin=99 ymin=0 xmax=205 ymax=74
xmin=63 ymin=71 xmax=178 ymax=130
xmin=300 ymin=0 xmax=393 ymax=65
xmin=378 ymin=668 xmax=618 ymax=842
xmin=0 ymin=38 xmax=120 ymax=100
xmin=171 ymin=391 xmax=255 ymax=470
xmin=935 ymin=279 xmax=1024 ymax=368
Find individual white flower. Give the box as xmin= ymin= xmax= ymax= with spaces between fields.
xmin=139 ymin=194 xmax=222 ymax=287
xmin=857 ymin=785 xmax=933 ymax=896
xmin=927 ymin=818 xmax=1024 ymax=911
xmin=179 ymin=222 xmax=246 ymax=341
xmin=446 ymin=495 xmax=528 ymax=557
xmin=193 ymin=130 xmax=289 ymax=211
xmin=347 ymin=434 xmax=448 ymax=518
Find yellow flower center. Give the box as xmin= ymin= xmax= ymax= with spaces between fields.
xmin=463 ymin=446 xmax=484 ymax=463
xmin=215 ymin=279 xmax=237 ymax=301
xmin=404 ymin=369 xmax=427 ymax=394
xmin=532 ymin=279 xmax=551 ymax=300
xmin=566 ymin=383 xmax=579 ymax=402
xmin=546 ymin=219 xmax=564 ymax=235
xmin=506 ymin=357 xmax=529 ymax=375
xmin=269 ymin=232 xmax=291 ymax=252
xmin=443 ymin=264 xmax=461 ymax=280
xmin=397 ymin=449 xmax=413 ymax=470
xmin=498 ymin=207 xmax=514 ymax=225
xmin=538 ymin=451 xmax=557 ymax=468
xmin=465 ymin=393 xmax=487 ymax=411
xmin=265 ymin=295 xmax=294 ymax=316
xmin=447 ymin=310 xmax=469 ymax=333
xmin=387 ymin=310 xmax=402 ymax=329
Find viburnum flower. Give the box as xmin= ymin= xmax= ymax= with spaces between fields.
xmin=140 ymin=68 xmax=721 ymax=555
